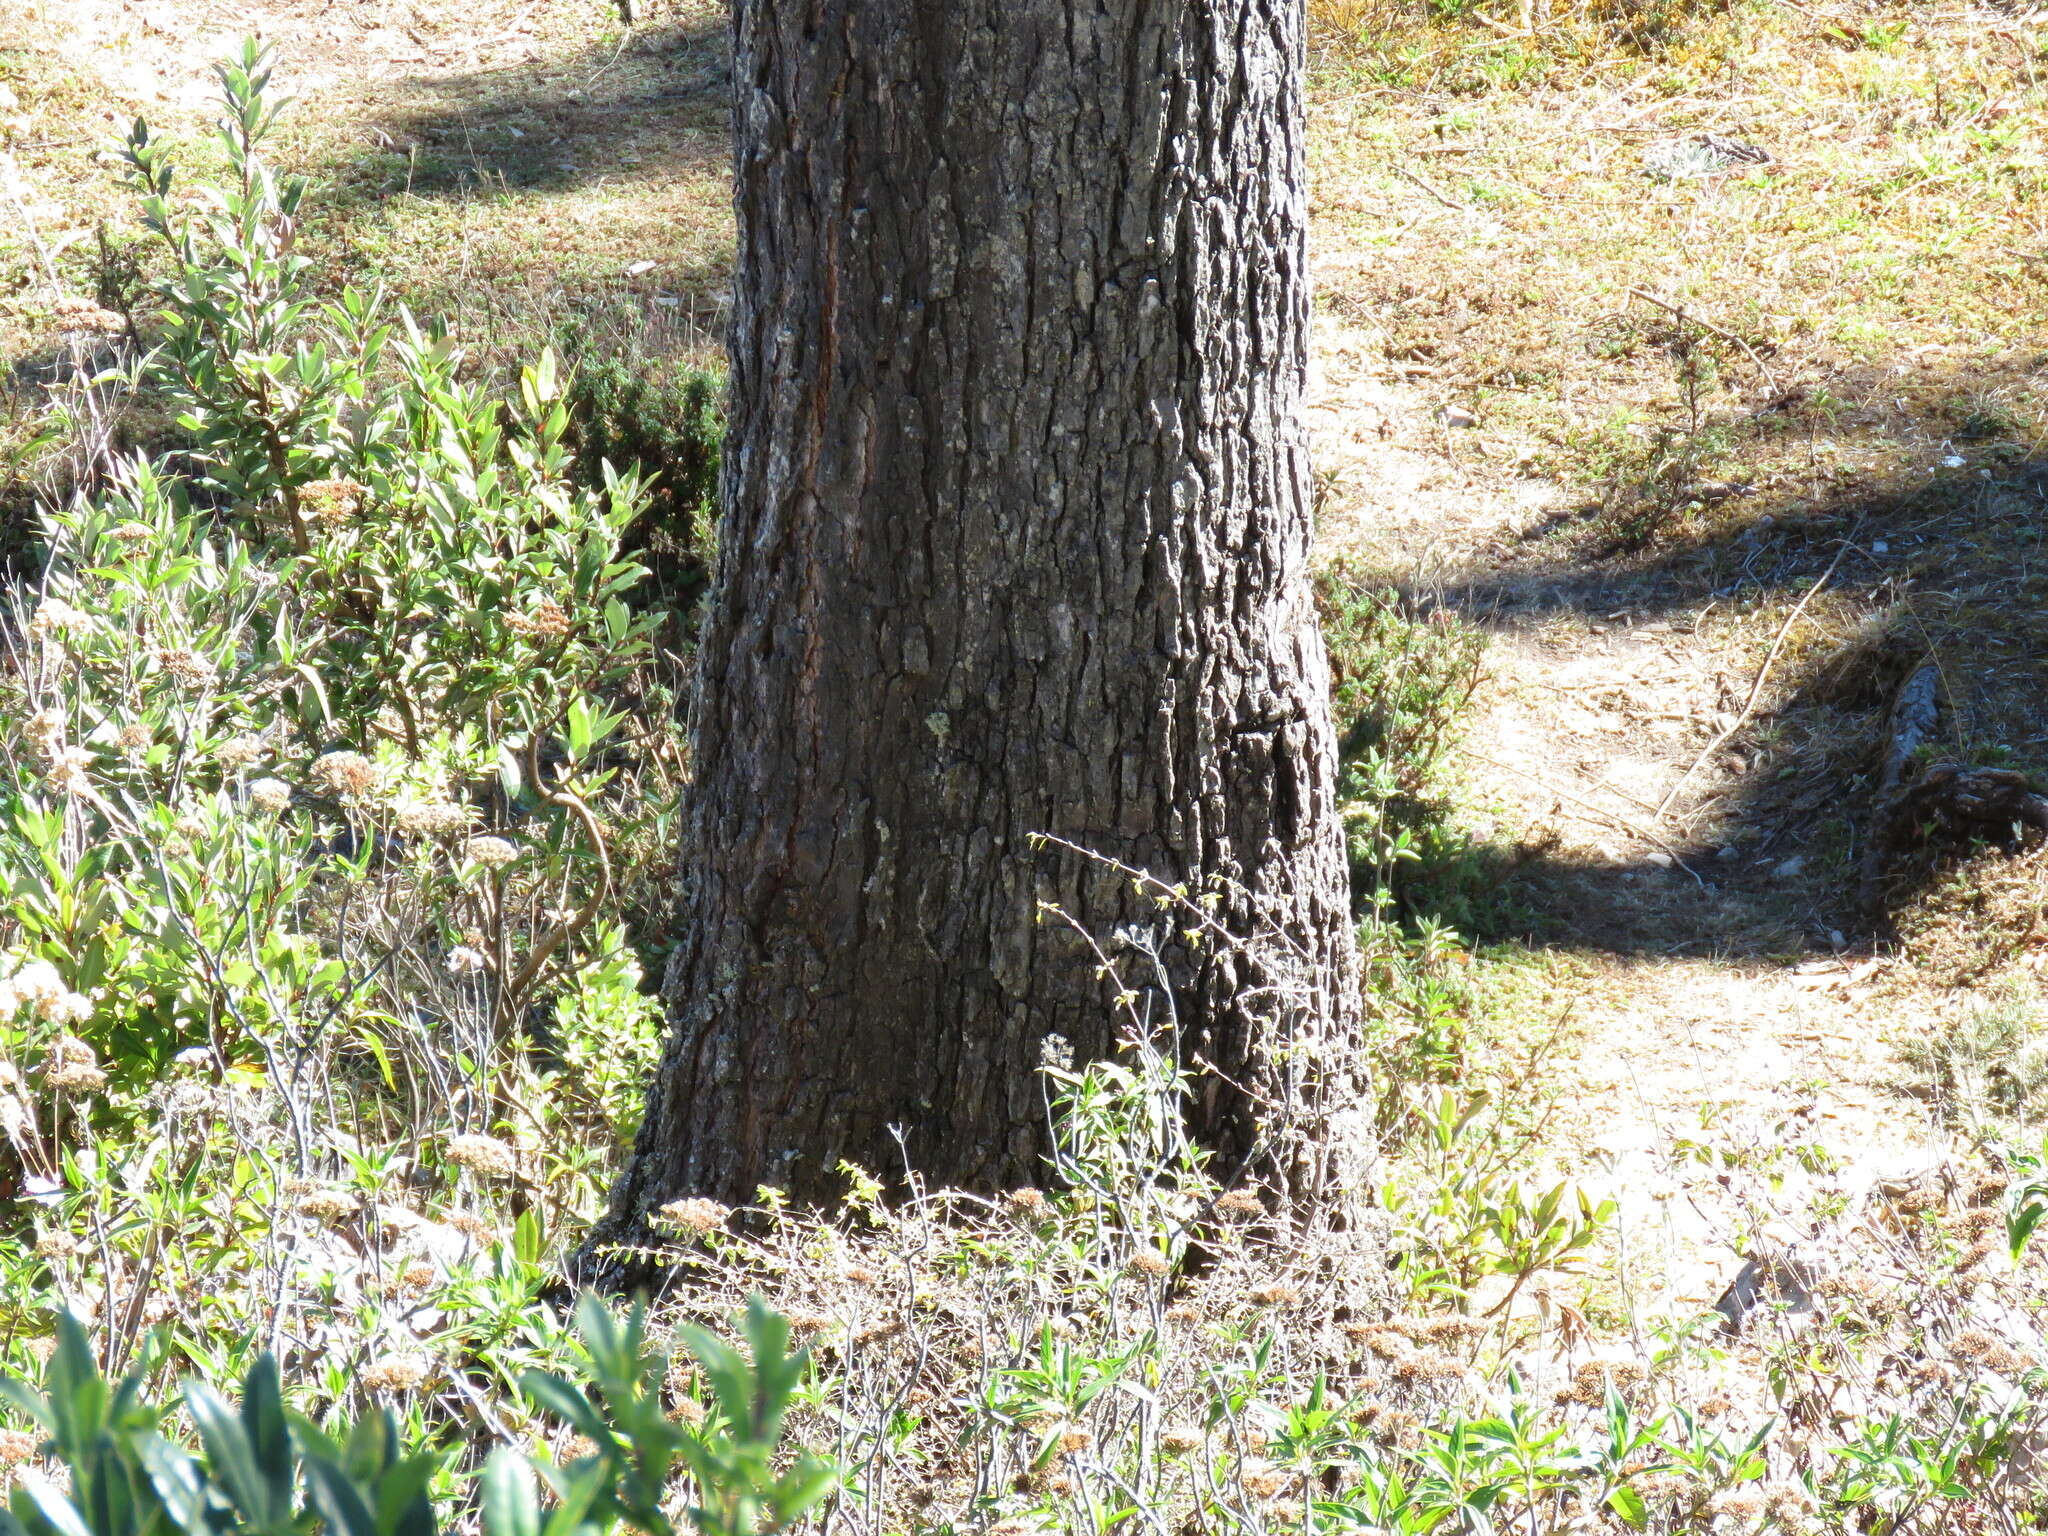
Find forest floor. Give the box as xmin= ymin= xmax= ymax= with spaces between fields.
xmin=1301 ymin=3 xmax=2048 ymax=1336
xmin=6 ymin=0 xmax=2048 ymax=1366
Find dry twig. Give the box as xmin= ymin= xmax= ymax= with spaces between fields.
xmin=1655 ymin=535 xmax=1856 ymax=822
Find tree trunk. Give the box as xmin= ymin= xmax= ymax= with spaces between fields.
xmin=587 ymin=0 xmax=1362 ymax=1260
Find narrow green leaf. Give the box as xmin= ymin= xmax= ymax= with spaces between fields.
xmin=184 ymin=1379 xmax=266 ymax=1527
xmin=302 ymin=1456 xmax=380 ymax=1536
xmin=481 ymin=1451 xmax=539 ymax=1536
xmin=518 ymin=1374 xmax=611 ymax=1448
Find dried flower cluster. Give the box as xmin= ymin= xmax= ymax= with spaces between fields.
xmin=43 ymin=1036 xmax=106 ymax=1093
xmin=1951 ymin=1327 xmax=2033 ymax=1376
xmin=310 ymin=750 xmax=379 ymax=799
xmin=361 ymin=1355 xmax=431 ymax=1393
xmin=443 ymin=1211 xmax=501 ymax=1246
xmin=463 ymin=835 xmax=519 ymax=869
xmin=28 ymin=598 xmax=90 ymax=642
xmin=504 ymin=596 xmax=572 ymax=638
xmin=45 ymin=747 xmax=92 ymax=796
xmin=154 ymin=647 xmax=218 ymax=688
xmin=246 ymin=777 xmax=292 ymax=814
xmin=0 ymin=961 xmax=92 ymax=1027
xmin=446 ymin=1133 xmax=517 ymax=1179
xmin=657 ymin=1197 xmax=731 ymax=1235
xmin=1553 ymin=1357 xmax=1649 ymax=1408
xmin=1214 ymin=1187 xmax=1264 ymax=1219
xmin=216 ymin=734 xmax=266 ymax=768
xmin=299 ymin=478 xmax=365 ymax=528
xmin=396 ymin=799 xmax=472 ymax=838
xmin=21 ymin=709 xmax=92 ymax=794
xmin=296 ymin=1188 xmax=358 ymax=1224
xmin=49 ymin=292 xmax=126 ymax=335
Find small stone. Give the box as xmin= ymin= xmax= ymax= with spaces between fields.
xmin=1774 ymin=856 xmax=1806 ymax=878
xmin=1872 ymin=540 xmax=1889 ymax=554
xmin=1717 ymin=845 xmax=1740 ymax=861
xmin=1645 ymin=851 xmax=1673 ymax=869
xmin=1713 ymin=1245 xmax=1821 ymax=1333
xmin=1440 ymin=405 xmax=1478 ymax=429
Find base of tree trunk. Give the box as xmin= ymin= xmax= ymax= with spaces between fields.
xmin=586 ymin=0 xmax=1365 ymax=1274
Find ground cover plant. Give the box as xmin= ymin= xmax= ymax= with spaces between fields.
xmin=0 ymin=40 xmax=682 ymax=1414
xmin=2 ymin=4 xmax=2048 ymax=1536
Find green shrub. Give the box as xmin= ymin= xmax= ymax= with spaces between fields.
xmin=0 ymin=1299 xmax=833 ymax=1536
xmin=0 ymin=42 xmax=666 ymax=1093
xmin=561 ymin=344 xmax=722 ymax=602
xmin=544 ymin=923 xmax=667 ymax=1150
xmin=1315 ymin=562 xmax=1487 ymax=926
xmin=121 ymin=55 xmax=657 ymax=739
xmin=0 ymin=42 xmax=682 ymax=1392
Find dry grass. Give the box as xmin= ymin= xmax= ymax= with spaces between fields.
xmin=1 ymin=0 xmax=733 ymax=516
xmin=1290 ymin=5 xmax=2048 ymax=1413
xmin=8 ymin=0 xmax=2048 ymax=1478
xmin=1299 ymin=0 xmax=2047 ymax=976
xmin=1306 ymin=1 xmax=2047 ymax=523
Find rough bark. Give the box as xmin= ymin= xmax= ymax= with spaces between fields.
xmin=585 ymin=0 xmax=1362 ymax=1266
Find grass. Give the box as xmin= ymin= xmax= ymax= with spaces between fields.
xmin=1290 ymin=16 xmax=2048 ymax=1444
xmin=1305 ymin=0 xmax=2048 ymax=500
xmin=1299 ymin=0 xmax=2047 ymax=977
xmin=1 ymin=0 xmax=734 ymax=544
xmin=7 ymin=3 xmax=2048 ymax=1525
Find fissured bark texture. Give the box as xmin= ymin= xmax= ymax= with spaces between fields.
xmin=592 ymin=0 xmax=1362 ymax=1251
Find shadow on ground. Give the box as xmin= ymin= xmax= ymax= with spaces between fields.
xmin=321 ymin=18 xmax=730 ymax=203
xmin=1401 ymin=436 xmax=2048 ymax=960
xmin=270 ymin=17 xmax=737 ymax=361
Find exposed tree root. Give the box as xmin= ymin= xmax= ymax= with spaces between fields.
xmin=1860 ymin=666 xmax=2048 ymax=923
